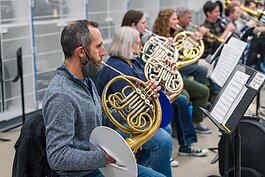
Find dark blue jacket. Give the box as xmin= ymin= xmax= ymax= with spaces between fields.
xmin=97 ymin=56 xmax=145 ymax=97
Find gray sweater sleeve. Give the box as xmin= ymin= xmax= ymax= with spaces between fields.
xmin=43 ymin=92 xmax=106 ymax=171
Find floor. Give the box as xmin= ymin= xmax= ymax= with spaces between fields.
xmin=1 ymin=84 xmax=264 ymax=177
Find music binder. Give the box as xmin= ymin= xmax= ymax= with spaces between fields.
xmin=201 ymin=64 xmax=265 ymax=134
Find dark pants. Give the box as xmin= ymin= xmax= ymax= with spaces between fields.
xmin=171 ymin=94 xmax=197 ymax=146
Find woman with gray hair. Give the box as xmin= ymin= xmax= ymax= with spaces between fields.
xmin=97 ymin=26 xmax=173 ymax=177
xmin=108 ymin=26 xmax=141 ymax=59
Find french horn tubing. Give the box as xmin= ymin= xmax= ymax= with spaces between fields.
xmin=142 ymin=30 xmax=184 ymax=101
xmin=100 ymin=61 xmax=162 ymax=153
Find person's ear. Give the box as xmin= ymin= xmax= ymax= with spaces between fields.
xmin=206 ymin=11 xmax=211 ymax=18
xmin=132 ymin=23 xmax=136 ymax=28
xmin=76 ymin=46 xmax=85 ymax=58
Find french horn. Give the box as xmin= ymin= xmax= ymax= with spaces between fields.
xmin=142 ymin=30 xmax=184 ymax=102
xmin=174 ymin=25 xmax=206 ymax=67
xmin=90 ymin=61 xmax=163 ymax=177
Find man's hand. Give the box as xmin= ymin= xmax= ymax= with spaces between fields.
xmin=226 ymin=22 xmax=236 ymax=32
xmin=105 ymin=152 xmax=116 ymax=164
xmin=246 ymin=20 xmax=257 ymax=28
xmin=198 ymin=26 xmax=209 ymax=37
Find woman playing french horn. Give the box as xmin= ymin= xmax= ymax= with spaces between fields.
xmin=97 ymin=26 xmax=173 ymax=177
xmin=120 ymin=9 xmax=208 ymax=169
xmin=42 ymin=20 xmax=165 ymax=177
xmin=152 ymin=9 xmax=211 ymax=146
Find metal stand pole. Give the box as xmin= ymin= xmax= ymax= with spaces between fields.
xmin=234 ymin=126 xmax=241 ymax=177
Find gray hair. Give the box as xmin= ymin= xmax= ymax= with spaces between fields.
xmin=108 ymin=26 xmax=140 ymax=59
xmin=176 ymin=7 xmax=191 ymax=18
xmin=61 ymin=20 xmax=98 ymax=58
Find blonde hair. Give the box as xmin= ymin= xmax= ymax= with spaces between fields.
xmin=108 ymin=26 xmax=140 ymax=59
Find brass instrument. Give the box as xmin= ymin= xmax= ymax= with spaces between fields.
xmin=224 ymin=0 xmax=265 ymax=20
xmin=174 ymin=24 xmax=206 ymax=66
xmin=142 ymin=30 xmax=184 ymax=101
xmin=100 ymin=61 xmax=162 ymax=153
xmin=89 ymin=61 xmax=165 ymax=176
xmin=177 ymin=23 xmax=225 ymax=43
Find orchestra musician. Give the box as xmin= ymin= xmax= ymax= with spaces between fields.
xmin=176 ymin=7 xmax=209 ymax=85
xmin=201 ymin=1 xmax=236 ymax=57
xmin=42 ymin=20 xmax=165 ymax=177
xmin=121 ymin=9 xmax=209 ymax=161
xmin=152 ymin=9 xmax=210 ymax=154
xmin=97 ymin=26 xmax=172 ymax=177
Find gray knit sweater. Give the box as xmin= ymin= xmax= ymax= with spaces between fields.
xmin=42 ymin=63 xmax=106 ymax=177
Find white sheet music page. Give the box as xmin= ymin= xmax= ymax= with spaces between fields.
xmin=210 ymin=70 xmax=250 ymax=124
xmin=248 ymin=72 xmax=265 ymax=90
xmin=210 ymin=37 xmax=247 ymax=87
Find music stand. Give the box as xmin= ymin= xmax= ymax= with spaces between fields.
xmin=240 ymin=27 xmax=255 ymax=42
xmin=205 ymin=27 xmax=254 ymax=64
xmin=201 ymin=64 xmax=265 ymax=177
xmin=246 ymin=35 xmax=265 ymax=116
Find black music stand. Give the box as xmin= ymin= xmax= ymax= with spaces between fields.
xmin=246 ymin=35 xmax=265 ymax=116
xmin=1 ymin=47 xmax=25 ymax=133
xmin=240 ymin=27 xmax=255 ymax=42
xmin=202 ymin=64 xmax=265 ymax=177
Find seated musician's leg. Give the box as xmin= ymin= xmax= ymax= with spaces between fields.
xmin=139 ymin=128 xmax=172 ymax=177
xmin=137 ymin=164 xmax=166 ymax=177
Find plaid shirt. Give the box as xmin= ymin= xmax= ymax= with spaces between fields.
xmin=202 ymin=19 xmax=224 ymax=58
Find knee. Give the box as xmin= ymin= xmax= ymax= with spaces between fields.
xmin=175 ymin=95 xmax=189 ymax=106
xmin=200 ymin=66 xmax=208 ymax=75
xmin=201 ymin=85 xmax=210 ymax=98
xmin=156 ymin=129 xmax=172 ymax=150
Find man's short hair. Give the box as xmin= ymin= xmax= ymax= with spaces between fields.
xmin=176 ymin=7 xmax=191 ymax=18
xmin=244 ymin=0 xmax=256 ymax=7
xmin=60 ymin=20 xmax=98 ymax=59
xmin=203 ymin=1 xmax=220 ymax=17
xmin=225 ymin=3 xmax=238 ymax=17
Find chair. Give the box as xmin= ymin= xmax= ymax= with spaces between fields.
xmin=12 ymin=112 xmax=57 ymax=177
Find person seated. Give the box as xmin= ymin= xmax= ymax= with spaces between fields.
xmin=42 ymin=20 xmax=166 ymax=177
xmin=153 ymin=9 xmax=211 ymax=134
xmin=176 ymin=7 xmax=208 ymax=85
xmin=224 ymin=3 xmax=256 ymax=38
xmin=97 ymin=26 xmax=173 ymax=177
xmin=201 ymin=1 xmax=236 ymax=58
xmin=120 ymin=9 xmax=181 ymax=167
xmin=121 ymin=9 xmax=148 ymax=43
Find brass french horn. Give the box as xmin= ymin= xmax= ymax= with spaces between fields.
xmin=174 ymin=25 xmax=205 ymax=68
xmin=100 ymin=61 xmax=162 ymax=153
xmin=90 ymin=61 xmax=163 ymax=177
xmin=141 ymin=30 xmax=184 ymax=101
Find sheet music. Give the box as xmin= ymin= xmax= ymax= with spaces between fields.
xmin=210 ymin=37 xmax=247 ymax=87
xmin=248 ymin=72 xmax=265 ymax=90
xmin=227 ymin=37 xmax=247 ymax=52
xmin=210 ymin=71 xmax=250 ymax=124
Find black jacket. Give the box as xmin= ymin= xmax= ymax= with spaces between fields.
xmin=12 ymin=113 xmax=57 ymax=177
